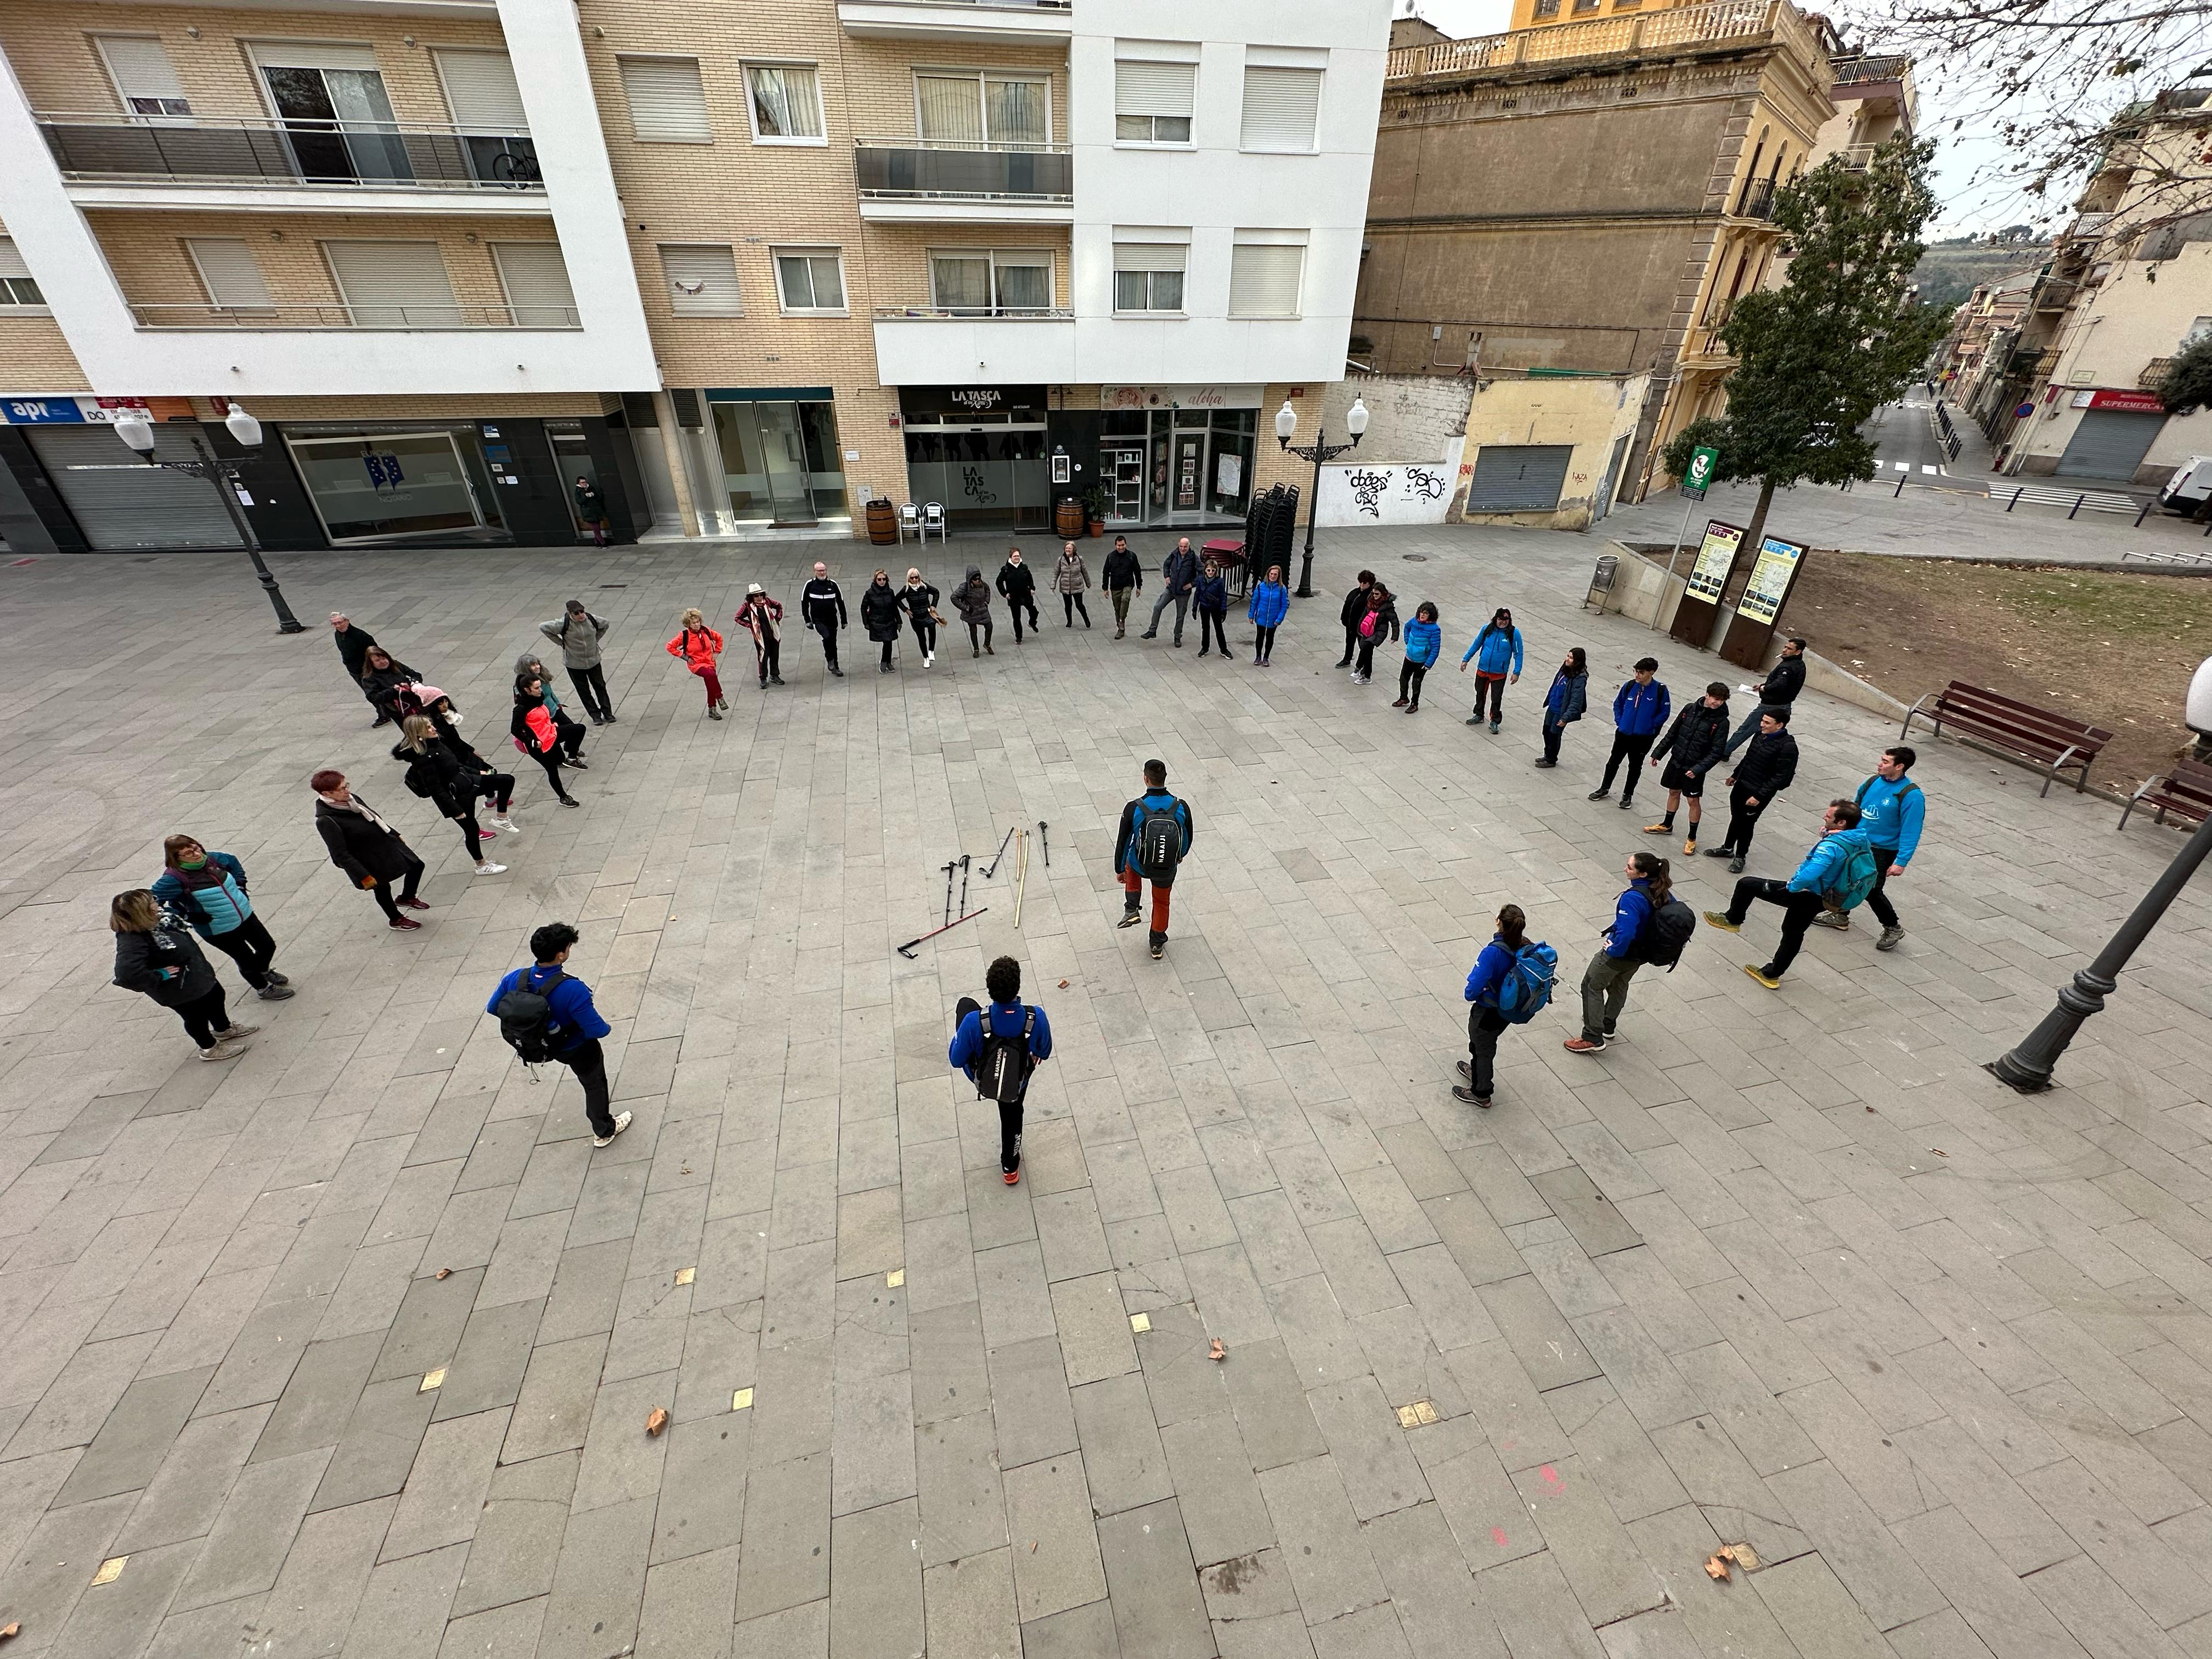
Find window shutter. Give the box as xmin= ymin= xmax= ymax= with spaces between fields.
xmin=96 ymin=37 xmax=189 ymax=110
xmin=185 ymin=239 xmax=273 ymax=309
xmin=436 ymin=49 xmax=527 ymax=131
xmin=1240 ymin=67 xmax=1321 ymax=151
xmin=250 ymin=41 xmax=379 ymax=71
xmin=1115 ymin=60 xmax=1195 ymax=119
xmin=1228 ymin=243 xmax=1304 ymax=318
xmin=1113 ymin=242 xmax=1188 ymax=273
xmin=618 ymin=56 xmax=711 ymax=143
xmin=658 ymin=245 xmax=742 ymax=316
xmin=1464 ymin=445 xmax=1573 ymax=512
xmin=0 ymin=238 xmax=31 ymax=279
xmin=323 ymin=241 xmax=459 ymax=326
xmin=492 ymin=242 xmax=577 ymax=326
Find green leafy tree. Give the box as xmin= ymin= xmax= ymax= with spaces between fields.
xmin=1663 ymin=137 xmax=1953 ymax=557
xmin=2158 ymin=334 xmax=2212 ymax=417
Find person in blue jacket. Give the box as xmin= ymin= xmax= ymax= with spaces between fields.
xmin=1459 ymin=607 xmax=1525 ymax=731
xmin=1536 ymin=647 xmax=1589 ymax=767
xmin=152 ymin=834 xmax=294 ymax=1001
xmin=1566 ymin=851 xmax=1669 ymax=1054
xmin=1589 ymin=658 xmax=1669 ymax=810
xmin=487 ymin=922 xmax=629 ymax=1146
xmin=1454 ymin=903 xmax=1528 ymax=1108
xmin=1114 ymin=759 xmax=1196 ymax=960
xmin=1814 ymin=745 xmax=1925 ymax=953
xmin=950 ymin=955 xmax=1055 ymax=1184
xmin=1247 ymin=563 xmax=1289 ymax=664
xmin=1703 ymin=799 xmax=1872 ymax=988
xmin=1193 ymin=557 xmax=1232 ymax=659
xmin=1395 ymin=602 xmax=1442 ymax=712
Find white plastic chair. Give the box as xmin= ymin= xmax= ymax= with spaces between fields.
xmin=897 ymin=501 xmax=921 ymax=543
xmin=922 ymin=501 xmax=947 ymax=543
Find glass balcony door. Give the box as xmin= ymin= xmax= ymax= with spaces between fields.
xmin=260 ymin=64 xmax=412 ymax=184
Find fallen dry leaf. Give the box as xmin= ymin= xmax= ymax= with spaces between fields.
xmin=435 ymin=1267 xmax=452 ymax=1280
xmin=1208 ymin=1338 xmax=1226 ymax=1362
xmin=1724 ymin=1542 xmax=1760 ymax=1570
xmin=1058 ymin=979 xmax=1069 ymax=989
xmin=1932 ymin=1149 xmax=1949 ymax=1158
xmin=1705 ymin=1554 xmax=1731 ymax=1582
xmin=0 ymin=1622 xmax=19 ymax=1640
xmin=646 ymin=1407 xmax=669 ymax=1437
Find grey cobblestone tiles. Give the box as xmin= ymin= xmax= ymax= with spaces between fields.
xmin=3 ymin=525 xmax=2212 ymax=1653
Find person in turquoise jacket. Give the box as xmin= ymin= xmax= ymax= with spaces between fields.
xmin=151 ymin=836 xmax=294 ymax=1001
xmin=1459 ymin=607 xmax=1525 ymax=731
xmin=1247 ymin=564 xmax=1289 ymax=664
xmin=1704 ymin=799 xmax=1873 ymax=987
xmin=1814 ymin=744 xmax=1925 ymax=953
xmin=1395 ymin=602 xmax=1442 ymax=713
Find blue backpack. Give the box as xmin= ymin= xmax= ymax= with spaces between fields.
xmin=1824 ymin=840 xmax=1881 ymax=912
xmin=1489 ymin=942 xmax=1559 ymax=1024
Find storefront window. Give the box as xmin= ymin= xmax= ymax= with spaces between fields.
xmin=899 ymin=386 xmax=1049 ymax=528
xmin=708 ymin=394 xmax=845 ymax=525
xmin=286 ymin=428 xmax=498 ymax=543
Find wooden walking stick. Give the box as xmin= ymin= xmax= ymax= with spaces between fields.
xmin=1012 ymin=829 xmax=1030 ymax=929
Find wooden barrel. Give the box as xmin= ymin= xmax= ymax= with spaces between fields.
xmin=1053 ymin=496 xmax=1085 ymax=539
xmin=865 ymin=498 xmax=898 ymax=545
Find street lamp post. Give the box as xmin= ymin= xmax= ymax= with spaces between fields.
xmin=112 ymin=404 xmax=304 ymax=634
xmin=1274 ymin=397 xmax=1368 ymax=600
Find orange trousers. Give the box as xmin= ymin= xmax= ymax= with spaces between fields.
xmin=1122 ymin=868 xmax=1171 ymax=933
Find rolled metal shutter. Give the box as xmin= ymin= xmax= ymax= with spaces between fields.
xmin=617 ymin=56 xmax=710 ymax=143
xmin=324 ymin=240 xmax=459 ymax=326
xmin=1115 ymin=61 xmax=1195 ymax=120
xmin=1465 ymin=444 xmax=1574 ymax=511
xmin=435 ymin=49 xmax=527 ymax=130
xmin=27 ymin=424 xmax=240 ymax=550
xmin=491 ymin=241 xmax=577 ymax=326
xmin=1240 ymin=67 xmax=1322 ymax=150
xmin=1228 ymin=244 xmax=1304 ymax=318
xmin=2055 ymin=409 xmax=2163 ymax=480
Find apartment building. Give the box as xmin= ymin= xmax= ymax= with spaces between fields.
xmin=0 ymin=0 xmax=1389 ymax=554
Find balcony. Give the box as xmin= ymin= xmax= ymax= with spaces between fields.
xmin=35 ymin=113 xmax=547 ymax=215
xmin=1733 ymin=176 xmax=1777 ymax=220
xmin=1835 ymin=143 xmax=1877 ymax=170
xmin=873 ymin=307 xmax=1075 ymax=385
xmin=128 ymin=302 xmax=579 ymax=331
xmin=2142 ymin=357 xmax=2175 ymax=390
xmin=854 ymin=139 xmax=1073 ymax=224
xmin=872 ymin=303 xmax=1073 ymax=321
xmin=837 ymin=0 xmax=1071 ymax=46
xmin=1387 ymin=0 xmax=1824 ymax=82
xmin=1830 ymin=53 xmax=1910 ymax=86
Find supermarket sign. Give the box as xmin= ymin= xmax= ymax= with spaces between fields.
xmin=2070 ymin=388 xmax=2165 ymax=414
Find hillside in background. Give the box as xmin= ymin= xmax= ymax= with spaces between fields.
xmin=1914 ymin=237 xmax=2051 ymax=314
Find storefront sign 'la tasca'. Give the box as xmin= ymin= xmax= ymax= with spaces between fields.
xmin=1680 ymin=444 xmax=1718 ymax=501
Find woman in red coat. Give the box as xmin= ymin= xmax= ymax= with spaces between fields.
xmin=667 ymin=607 xmax=727 ymax=719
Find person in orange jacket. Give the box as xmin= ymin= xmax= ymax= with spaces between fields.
xmin=667 ymin=607 xmax=727 ymax=720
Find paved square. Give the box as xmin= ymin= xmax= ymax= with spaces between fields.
xmin=3 ymin=524 xmax=2210 ymax=1657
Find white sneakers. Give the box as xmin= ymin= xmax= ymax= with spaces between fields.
xmin=474 ymin=862 xmax=507 ymax=876
xmin=199 ymin=1039 xmax=247 ymax=1062
xmin=488 ymin=814 xmax=520 ymax=833
xmin=592 ymin=1109 xmax=633 ymax=1148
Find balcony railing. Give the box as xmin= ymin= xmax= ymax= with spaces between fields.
xmin=2034 ymin=278 xmax=2078 ymax=312
xmin=1386 ymin=0 xmax=1820 ymax=82
xmin=854 ymin=138 xmax=1071 ymax=203
xmin=1835 ymin=143 xmax=1878 ymax=170
xmin=129 ymin=302 xmax=578 ymax=330
xmin=874 ymin=302 xmax=1073 ymax=320
xmin=2142 ymin=357 xmax=2175 ymax=390
xmin=1735 ymin=176 xmax=1777 ymax=219
xmin=37 ymin=112 xmax=541 ymax=191
xmin=1830 ymin=53 xmax=1909 ymax=85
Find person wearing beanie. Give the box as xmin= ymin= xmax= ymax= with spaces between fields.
xmin=540 ymin=599 xmax=614 ymax=724
xmin=735 ymin=584 xmax=785 ymax=689
xmin=952 ymin=566 xmax=995 ymax=657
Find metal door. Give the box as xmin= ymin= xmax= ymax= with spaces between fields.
xmin=2055 ymin=409 xmax=2163 ymax=480
xmin=1592 ymin=433 xmax=1630 ymax=521
xmin=1464 ymin=444 xmax=1574 ymax=512
xmin=26 ymin=424 xmax=239 ymax=550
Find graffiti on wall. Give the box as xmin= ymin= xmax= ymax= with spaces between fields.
xmin=1316 ymin=460 xmax=1459 ymax=527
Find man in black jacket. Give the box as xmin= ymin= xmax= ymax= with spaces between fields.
xmin=1706 ymin=708 xmax=1798 ymax=873
xmin=1336 ymin=571 xmax=1377 ymax=667
xmin=1643 ymin=682 xmax=1731 ymax=855
xmin=996 ymin=548 xmax=1040 ymax=642
xmin=1724 ymin=636 xmax=1807 ymax=756
xmin=1141 ymin=538 xmax=1201 ymax=646
xmin=1101 ymin=535 xmax=1143 ymax=637
xmin=802 ymin=562 xmax=848 ymax=677
xmin=332 ymin=613 xmax=386 ymax=725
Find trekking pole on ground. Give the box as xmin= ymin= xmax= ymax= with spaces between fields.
xmin=941 ymin=860 xmax=957 ymax=928
xmin=980 ymin=826 xmax=1015 ymax=879
xmin=958 ymin=854 xmax=971 ymax=917
xmin=1039 ymin=821 xmax=1050 ymax=868
xmin=896 ymin=907 xmax=989 ymax=959
xmin=1012 ymin=831 xmax=1030 ymax=929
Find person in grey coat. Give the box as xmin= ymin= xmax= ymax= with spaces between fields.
xmin=540 ymin=600 xmax=614 ymax=724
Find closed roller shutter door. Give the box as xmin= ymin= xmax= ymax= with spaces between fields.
xmin=1116 ymin=61 xmax=1195 ymax=119
xmin=1465 ymin=444 xmax=1574 ymax=511
xmin=2056 ymin=409 xmax=2164 ymax=480
xmin=618 ymin=56 xmax=710 ymax=143
xmin=27 ymin=424 xmax=239 ymax=550
xmin=324 ymin=240 xmax=459 ymax=326
xmin=1228 ymin=243 xmax=1303 ymax=317
xmin=436 ymin=49 xmax=527 ymax=129
xmin=1240 ymin=67 xmax=1322 ymax=151
xmin=492 ymin=242 xmax=577 ymax=325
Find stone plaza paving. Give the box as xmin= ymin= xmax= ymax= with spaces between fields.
xmin=2 ymin=522 xmax=2210 ymax=1659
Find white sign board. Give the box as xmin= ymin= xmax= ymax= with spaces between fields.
xmin=1316 ymin=461 xmax=1457 ymax=527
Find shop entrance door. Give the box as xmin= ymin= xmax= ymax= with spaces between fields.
xmin=753 ymin=400 xmax=816 ymax=526
xmin=1105 ymin=442 xmax=1145 ymax=525
xmin=286 ymin=430 xmax=487 ymax=542
xmin=1170 ymin=431 xmax=1206 ymax=522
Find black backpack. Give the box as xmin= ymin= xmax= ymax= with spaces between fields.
xmin=495 ymin=968 xmax=567 ymax=1064
xmin=1136 ymin=799 xmax=1183 ymax=881
xmin=1631 ymin=899 xmax=1697 ymax=970
xmin=978 ymin=1005 xmax=1035 ymax=1105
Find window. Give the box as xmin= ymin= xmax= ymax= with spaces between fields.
xmin=492 ymin=242 xmax=579 ymax=326
xmin=1112 ymin=241 xmax=1187 ymax=313
xmin=915 ymin=72 xmax=1050 ymax=145
xmin=1240 ymin=66 xmax=1322 ymax=153
xmin=1228 ymin=234 xmax=1305 ymax=318
xmin=96 ymin=36 xmax=191 ymax=120
xmin=0 ymin=238 xmax=46 ymax=308
xmin=929 ymin=249 xmax=1053 ymax=314
xmin=775 ymin=248 xmax=846 ymax=314
xmin=321 ymin=241 xmax=460 ymax=328
xmin=659 ymin=245 xmax=743 ymax=316
xmin=185 ymin=238 xmax=272 ymax=312
xmin=252 ymin=43 xmax=410 ymax=182
xmin=745 ymin=63 xmax=824 ymax=143
xmin=618 ymin=55 xmax=711 ymax=143
xmin=1115 ymin=59 xmax=1195 ymax=145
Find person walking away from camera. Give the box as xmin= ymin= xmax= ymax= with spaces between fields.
xmin=1055 ymin=541 xmax=1092 ymax=629
xmin=1353 ymin=583 xmax=1400 ymax=686
xmin=899 ymin=569 xmax=940 ymax=669
xmin=573 ymin=476 xmax=609 ymax=548
xmin=1460 ymin=608 xmax=1524 ymax=731
xmin=1336 ymin=571 xmax=1378 ymax=668
xmin=489 ymin=922 xmax=629 ymax=1147
xmin=997 ymin=548 xmax=1041 ymax=643
xmin=950 ymin=954 xmax=1054 ymax=1184
xmin=666 ymin=608 xmax=727 ymax=718
xmin=1705 ymin=799 xmax=1873 ymax=988
xmin=803 ymin=562 xmax=848 ymax=676
xmin=1102 ymin=535 xmax=1143 ymax=638
xmin=313 ymin=770 xmax=430 ymax=928
xmin=953 ymin=566 xmax=995 ymax=656
xmin=511 ymin=678 xmax=583 ymax=808
xmin=1645 ymin=682 xmax=1731 ymax=855
xmin=332 ymin=613 xmax=386 ymax=724
xmin=1724 ymin=636 xmax=1808 ymax=757
xmin=111 ymin=889 xmax=255 ymax=1060
xmin=541 ymin=599 xmax=614 ymax=724
xmin=151 ymin=837 xmax=292 ymax=1001
xmin=1455 ymin=903 xmax=1551 ymax=1108
xmin=1114 ymin=758 xmax=1194 ymax=961
xmin=861 ymin=568 xmax=903 ymax=673
xmin=418 ymin=691 xmax=519 ymax=833
xmin=1143 ymin=538 xmax=1201 ymax=646
xmin=1707 ymin=709 xmax=1798 ymax=873
xmin=1537 ymin=647 xmax=1589 ymax=767
xmin=1565 ymin=850 xmax=1679 ymax=1054
xmin=1590 ymin=659 xmax=1669 ymax=810
xmin=736 ymin=584 xmax=785 ymax=688
xmin=1816 ymin=746 xmax=1923 ymax=952
xmin=358 ymin=645 xmax=421 ymax=728
xmin=1194 ymin=558 xmax=1232 ymax=659
xmin=1248 ymin=564 xmax=1289 ymax=664
xmin=1395 ymin=602 xmax=1441 ymax=711
xmin=393 ymin=715 xmax=507 ymax=877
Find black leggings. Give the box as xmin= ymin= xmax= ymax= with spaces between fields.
xmin=369 ymin=862 xmax=424 ymax=921
xmin=754 ymin=638 xmax=781 ymax=682
xmin=453 ymin=808 xmax=488 ymax=864
xmin=967 ymin=619 xmax=993 ymax=652
xmin=1340 ymin=625 xmax=1361 ymax=664
xmin=1866 ymin=850 xmax=1900 ymax=929
xmin=568 ymin=665 xmax=612 ymax=721
xmin=176 ymin=985 xmax=232 ymax=1049
xmin=1062 ymin=592 xmax=1090 ymax=625
xmin=910 ymin=619 xmax=936 ymax=656
xmin=1254 ymin=624 xmax=1277 ymax=661
xmin=1472 ymin=676 xmax=1507 ymax=722
xmin=1398 ymin=661 xmax=1428 ymax=703
xmin=1198 ymin=610 xmax=1228 ymax=653
xmin=474 ymin=770 xmax=516 ymax=814
xmin=526 ymin=750 xmax=575 ymax=803
xmin=204 ymin=914 xmax=277 ymax=990
xmin=1355 ymin=637 xmax=1379 ymax=678
xmin=879 ymin=637 xmax=896 ymax=668
xmin=1725 ymin=879 xmax=1825 ymax=973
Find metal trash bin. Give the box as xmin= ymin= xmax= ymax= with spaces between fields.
xmin=1585 ymin=554 xmax=1618 ymax=611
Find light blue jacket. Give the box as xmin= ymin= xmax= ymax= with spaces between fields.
xmin=1787 ymin=828 xmax=1874 ymax=895
xmin=150 ymin=853 xmax=253 ymax=938
xmin=1403 ymin=618 xmax=1442 ymax=667
xmin=1247 ymin=581 xmax=1290 ymax=629
xmin=1854 ymin=774 xmax=1925 ymax=865
xmin=1463 ymin=623 xmax=1524 ymax=675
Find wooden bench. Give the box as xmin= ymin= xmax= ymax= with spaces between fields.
xmin=2119 ymin=757 xmax=2212 ymax=832
xmin=1900 ymin=681 xmax=2113 ymax=797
